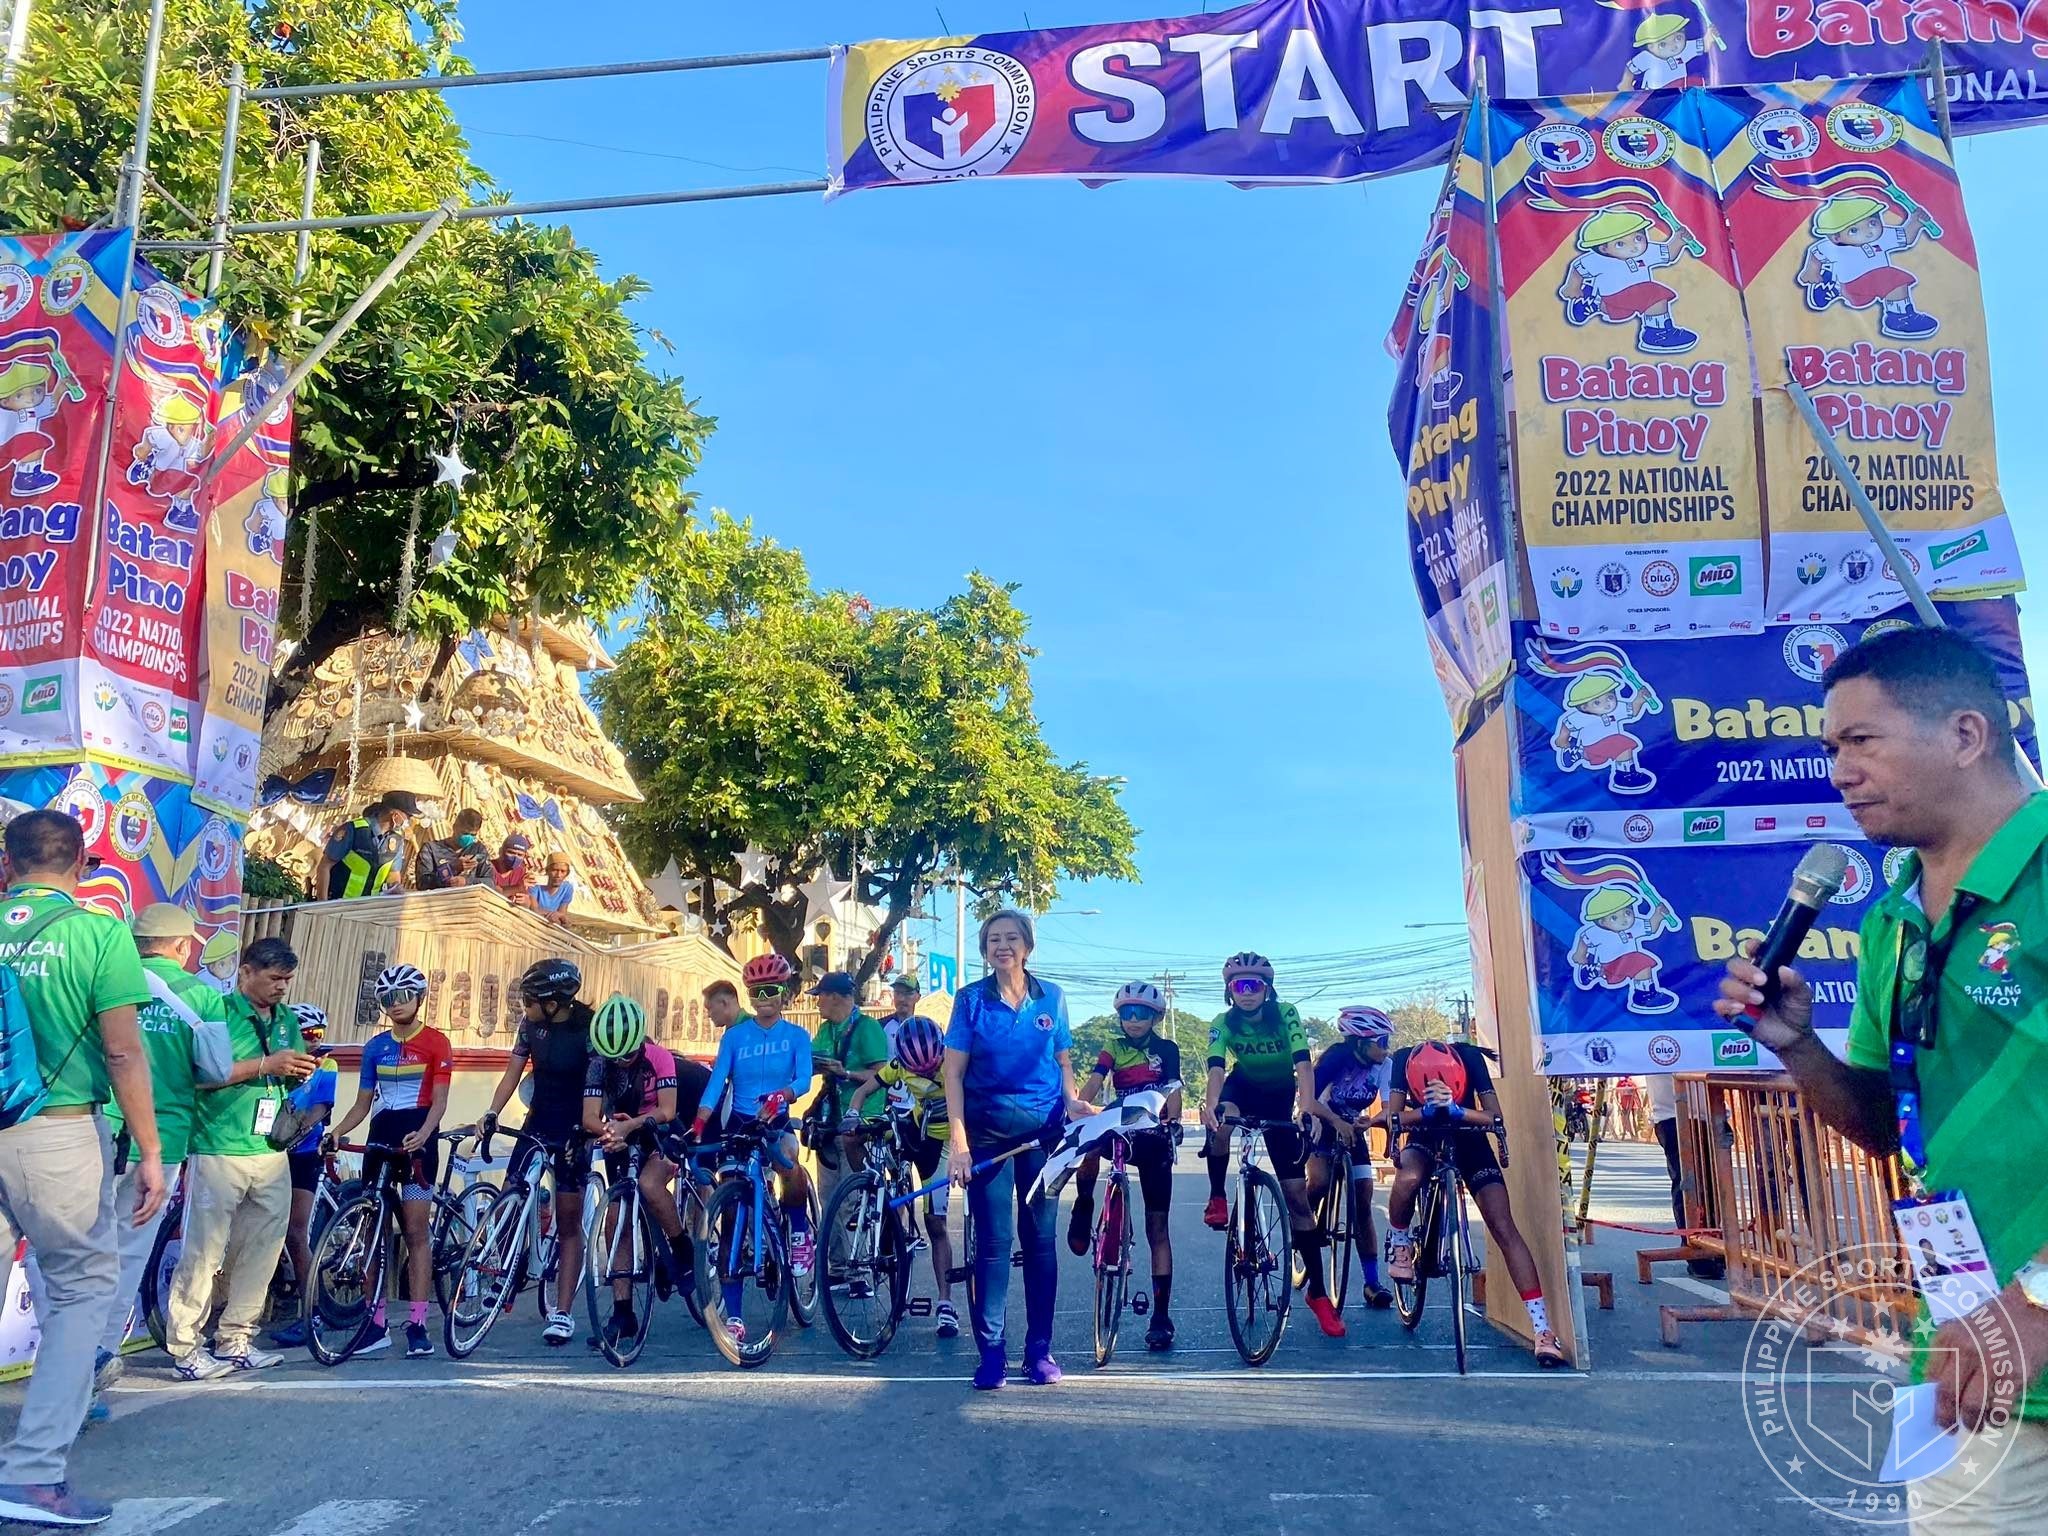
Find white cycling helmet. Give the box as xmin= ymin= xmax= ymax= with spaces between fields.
xmin=373 ymin=963 xmax=428 ymax=1006
xmin=1337 ymin=1005 xmax=1395 ymax=1044
xmin=1114 ymin=980 xmax=1166 ymax=1016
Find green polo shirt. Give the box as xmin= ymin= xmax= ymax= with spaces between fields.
xmin=1845 ymin=792 xmax=2048 ymax=1419
xmin=814 ymin=1009 xmax=890 ymax=1122
xmin=105 ymin=956 xmax=226 ymax=1165
xmin=190 ymin=988 xmax=305 ymax=1158
xmin=0 ymin=883 xmax=150 ymax=1110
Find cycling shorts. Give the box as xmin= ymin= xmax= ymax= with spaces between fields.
xmin=513 ymin=1126 xmax=592 ymax=1195
xmin=1400 ymin=1130 xmax=1505 ymax=1195
xmin=901 ymin=1133 xmax=951 ymax=1218
xmin=600 ymin=1126 xmax=669 ymax=1188
xmin=1304 ymin=1120 xmax=1376 ymax=1178
xmin=287 ymin=1150 xmax=324 ymax=1195
xmin=1217 ymin=1072 xmax=1304 ymax=1182
xmin=363 ymin=1107 xmax=437 ymax=1202
xmin=1126 ymin=1130 xmax=1174 ymax=1209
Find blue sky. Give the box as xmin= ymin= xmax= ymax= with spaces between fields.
xmin=447 ymin=4 xmax=2048 ymax=1019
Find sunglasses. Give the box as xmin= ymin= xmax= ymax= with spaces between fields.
xmin=1230 ymin=977 xmax=1267 ymax=996
xmin=1117 ymin=1004 xmax=1161 ymax=1023
xmin=1894 ymin=897 xmax=1979 ymax=1053
xmin=749 ymin=984 xmax=789 ymax=1001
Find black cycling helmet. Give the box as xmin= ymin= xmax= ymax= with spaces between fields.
xmin=520 ymin=957 xmax=582 ymax=1003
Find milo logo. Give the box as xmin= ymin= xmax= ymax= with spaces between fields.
xmin=1931 ymin=531 xmax=1986 ymax=569
xmin=1711 ymin=1030 xmax=1758 ymax=1066
xmin=1683 ymin=811 xmax=1726 ymax=843
xmin=21 ymin=677 xmax=60 ymax=714
xmin=1689 ymin=557 xmax=1742 ymax=597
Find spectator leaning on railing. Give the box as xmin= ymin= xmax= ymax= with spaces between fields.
xmin=0 ymin=810 xmax=165 ymax=1528
xmin=1719 ymin=626 xmax=2048 ymax=1533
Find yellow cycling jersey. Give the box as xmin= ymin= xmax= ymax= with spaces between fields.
xmin=877 ymin=1062 xmax=949 ymax=1140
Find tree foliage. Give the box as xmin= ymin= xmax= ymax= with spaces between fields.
xmin=0 ymin=1 xmax=712 ymax=711
xmin=593 ymin=514 xmax=1139 ymax=978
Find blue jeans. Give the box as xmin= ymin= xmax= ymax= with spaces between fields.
xmin=966 ymin=1141 xmax=1056 ymax=1358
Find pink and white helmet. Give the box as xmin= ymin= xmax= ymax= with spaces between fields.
xmin=1222 ymin=952 xmax=1274 ymax=985
xmin=1337 ymin=1005 xmax=1394 ymax=1044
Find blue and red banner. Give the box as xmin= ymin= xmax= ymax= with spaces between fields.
xmin=830 ymin=1 xmax=2048 ymax=198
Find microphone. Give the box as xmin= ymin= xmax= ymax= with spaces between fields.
xmin=1743 ymin=843 xmax=1852 ymax=1023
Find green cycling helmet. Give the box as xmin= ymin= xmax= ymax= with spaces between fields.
xmin=591 ymin=992 xmax=647 ymax=1059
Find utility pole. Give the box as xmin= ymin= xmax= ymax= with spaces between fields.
xmin=1153 ymin=970 xmax=1185 ymax=1044
xmin=1454 ymin=993 xmax=1473 ymax=1043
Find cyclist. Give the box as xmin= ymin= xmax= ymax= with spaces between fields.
xmin=1201 ymin=952 xmax=1347 ymax=1338
xmin=269 ymin=1005 xmax=337 ymax=1351
xmin=1305 ymin=1006 xmax=1397 ymax=1310
xmin=1066 ymin=981 xmax=1183 ymax=1351
xmin=480 ymin=957 xmax=594 ymax=1346
xmin=845 ymin=1015 xmax=960 ymax=1339
xmin=581 ymin=992 xmax=693 ymax=1352
xmin=689 ymin=953 xmax=817 ymax=1333
xmin=322 ymin=965 xmax=454 ymax=1359
xmin=1385 ymin=1037 xmax=1567 ymax=1368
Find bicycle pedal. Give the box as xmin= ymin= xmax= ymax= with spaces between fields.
xmin=906 ymin=1297 xmax=932 ymax=1317
xmin=1131 ymin=1293 xmax=1149 ymax=1316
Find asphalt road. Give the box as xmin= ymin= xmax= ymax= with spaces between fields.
xmin=14 ymin=1146 xmax=1885 ymax=1535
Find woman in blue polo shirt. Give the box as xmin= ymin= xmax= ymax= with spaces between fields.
xmin=943 ymin=908 xmax=1088 ymax=1390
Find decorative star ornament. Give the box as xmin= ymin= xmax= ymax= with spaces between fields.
xmin=709 ymin=917 xmax=730 ymax=938
xmin=734 ymin=845 xmax=772 ymax=889
xmin=402 ymin=699 xmax=425 ymax=731
xmin=426 ymin=521 xmax=459 ymax=571
xmin=430 ymin=446 xmax=473 ymax=490
xmin=799 ymin=862 xmax=853 ymax=920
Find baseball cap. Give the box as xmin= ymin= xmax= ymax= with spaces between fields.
xmin=890 ymin=973 xmax=921 ymax=993
xmin=379 ymin=791 xmax=421 ymax=817
xmin=131 ymin=904 xmax=197 ymax=940
xmin=810 ymin=971 xmax=857 ymax=998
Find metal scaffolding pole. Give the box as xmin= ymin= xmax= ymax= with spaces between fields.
xmin=203 ymin=61 xmax=245 ymax=295
xmin=291 ymin=137 xmax=320 ymax=326
xmin=0 ymin=0 xmax=34 ymax=143
xmin=246 ymin=45 xmax=830 ymax=101
xmin=227 ymin=178 xmax=828 ymax=237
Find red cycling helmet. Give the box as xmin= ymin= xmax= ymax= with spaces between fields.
xmin=1404 ymin=1040 xmax=1468 ymax=1106
xmin=743 ymin=953 xmax=797 ymax=987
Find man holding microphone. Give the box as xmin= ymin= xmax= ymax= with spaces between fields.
xmin=1719 ymin=626 xmax=2048 ymax=1531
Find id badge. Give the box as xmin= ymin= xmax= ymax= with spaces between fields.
xmin=252 ymin=1097 xmax=279 ymax=1137
xmin=1892 ymin=1190 xmax=1997 ymax=1321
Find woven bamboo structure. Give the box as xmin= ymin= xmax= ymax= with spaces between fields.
xmin=242 ymin=886 xmax=742 ymax=1052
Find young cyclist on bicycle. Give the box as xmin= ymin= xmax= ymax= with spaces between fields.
xmin=690 ymin=953 xmax=817 ymax=1330
xmin=1067 ymin=981 xmax=1183 ymax=1351
xmin=845 ymin=1016 xmax=959 ymax=1339
xmin=1203 ymin=952 xmax=1350 ymax=1338
xmin=322 ymin=965 xmax=454 ymax=1359
xmin=1305 ymin=1006 xmax=1397 ymax=1310
xmin=581 ymin=992 xmax=692 ymax=1352
xmin=1384 ymin=1038 xmax=1567 ymax=1368
xmin=480 ymin=957 xmax=593 ymax=1346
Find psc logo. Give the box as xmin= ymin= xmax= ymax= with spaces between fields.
xmin=1831 ymin=847 xmax=1875 ymax=905
xmin=1710 ymin=1030 xmax=1757 ymax=1066
xmin=1782 ymin=624 xmax=1847 ymax=683
xmin=1647 ymin=1034 xmax=1683 ymax=1068
xmin=865 ymin=48 xmax=1035 ymax=184
xmin=1525 ymin=124 xmax=1596 ymax=174
xmin=1747 ymin=107 xmax=1820 ymax=161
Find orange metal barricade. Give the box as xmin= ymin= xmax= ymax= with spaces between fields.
xmin=1648 ymin=1073 xmax=1916 ymax=1349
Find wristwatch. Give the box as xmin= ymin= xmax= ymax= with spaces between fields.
xmin=2015 ymin=1261 xmax=2048 ymax=1311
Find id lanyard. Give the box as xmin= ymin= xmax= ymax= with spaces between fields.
xmin=1888 ymin=894 xmax=1979 ymax=1186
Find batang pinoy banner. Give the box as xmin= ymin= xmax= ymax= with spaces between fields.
xmin=1524 ymin=840 xmax=1883 ymax=1077
xmin=829 ymin=1 xmax=2048 ymax=199
xmin=1386 ymin=125 xmax=1510 ymax=737
xmin=1490 ymin=90 xmax=1762 ymax=638
xmin=1702 ymin=78 xmax=2019 ymax=620
xmin=1510 ymin=600 xmax=2036 ymax=840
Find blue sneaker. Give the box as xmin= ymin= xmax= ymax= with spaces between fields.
xmin=972 ymin=1345 xmax=1007 ymax=1391
xmin=0 ymin=1482 xmax=113 ymax=1526
xmin=269 ymin=1319 xmax=308 ymax=1349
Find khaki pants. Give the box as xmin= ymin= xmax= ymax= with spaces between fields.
xmin=163 ymin=1152 xmax=289 ymax=1359
xmin=96 ymin=1160 xmax=178 ymax=1356
xmin=1914 ymin=1419 xmax=2048 ymax=1535
xmin=0 ymin=1114 xmax=116 ymax=1485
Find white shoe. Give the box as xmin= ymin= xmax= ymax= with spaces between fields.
xmin=173 ymin=1349 xmax=234 ymax=1382
xmin=218 ymin=1345 xmax=283 ymax=1371
xmin=543 ymin=1310 xmax=575 ymax=1345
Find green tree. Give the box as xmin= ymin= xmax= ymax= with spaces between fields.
xmin=593 ymin=514 xmax=1139 ymax=979
xmin=0 ymin=1 xmax=712 ymax=712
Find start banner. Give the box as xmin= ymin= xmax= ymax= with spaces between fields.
xmin=1524 ymin=840 xmax=1882 ymax=1077
xmin=1386 ymin=121 xmax=1510 ymax=738
xmin=1511 ymin=600 xmax=2037 ymax=840
xmin=829 ymin=1 xmax=2048 ymax=198
xmin=1703 ymin=78 xmax=2018 ymax=620
xmin=1489 ymin=90 xmax=1761 ymax=638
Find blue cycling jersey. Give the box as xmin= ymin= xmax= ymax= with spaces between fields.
xmin=700 ymin=1017 xmax=814 ymax=1122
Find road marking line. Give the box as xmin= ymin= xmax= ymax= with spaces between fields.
xmin=272 ymin=1499 xmax=417 ymax=1536
xmin=1658 ymin=1274 xmax=1732 ymax=1303
xmin=519 ymin=1498 xmax=642 ymax=1530
xmin=98 ymin=1499 xmax=223 ymax=1536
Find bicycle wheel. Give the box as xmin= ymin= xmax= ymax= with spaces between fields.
xmin=306 ymin=1193 xmax=385 ymax=1366
xmin=431 ymin=1184 xmax=499 ymax=1313
xmin=960 ymin=1207 xmax=981 ymax=1321
xmin=790 ymin=1179 xmax=821 ymax=1328
xmin=1292 ymin=1169 xmax=1341 ymax=1292
xmin=588 ymin=1184 xmax=657 ymax=1368
xmin=698 ymin=1178 xmax=789 ymax=1367
xmin=1092 ymin=1177 xmax=1131 ymax=1368
xmin=1392 ymin=1179 xmax=1436 ymax=1331
xmin=1446 ymin=1187 xmax=1470 ymax=1376
xmin=1224 ymin=1168 xmax=1292 ymax=1367
xmin=444 ymin=1187 xmax=529 ymax=1358
xmin=1327 ymin=1172 xmax=1354 ymax=1315
xmin=820 ymin=1171 xmax=907 ymax=1359
xmin=141 ymin=1197 xmax=183 ymax=1352
xmin=680 ymin=1185 xmax=710 ymax=1329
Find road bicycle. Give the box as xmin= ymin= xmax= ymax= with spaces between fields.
xmin=696 ymin=1106 xmax=821 ymax=1367
xmin=819 ymin=1110 xmax=967 ymax=1359
xmin=1219 ymin=1114 xmax=1297 ymax=1367
xmin=1078 ymin=1089 xmax=1175 ymax=1368
xmin=304 ymin=1128 xmax=497 ymax=1365
xmin=581 ymin=1127 xmax=713 ymax=1366
xmin=443 ymin=1128 xmax=600 ymax=1358
xmin=1389 ymin=1115 xmax=1508 ymax=1377
xmin=1293 ymin=1120 xmax=1365 ymax=1316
